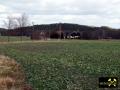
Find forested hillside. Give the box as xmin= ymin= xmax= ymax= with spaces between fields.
xmin=1 ymin=23 xmax=120 ymax=39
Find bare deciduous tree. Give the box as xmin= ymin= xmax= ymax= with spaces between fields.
xmin=3 ymin=16 xmax=17 ymax=42
xmin=16 ymin=13 xmax=29 ymax=27
xmin=16 ymin=13 xmax=30 ymax=41
xmin=3 ymin=13 xmax=30 ymax=41
xmin=3 ymin=16 xmax=17 ymax=29
xmin=4 ymin=13 xmax=29 ymax=29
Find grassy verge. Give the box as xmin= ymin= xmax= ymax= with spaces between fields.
xmin=0 ymin=36 xmax=30 ymax=42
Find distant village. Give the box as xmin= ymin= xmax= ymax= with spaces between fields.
xmin=0 ymin=23 xmax=120 ymax=40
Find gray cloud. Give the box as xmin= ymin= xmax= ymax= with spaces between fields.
xmin=0 ymin=0 xmax=120 ymax=28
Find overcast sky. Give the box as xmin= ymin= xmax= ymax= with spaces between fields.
xmin=0 ymin=0 xmax=120 ymax=28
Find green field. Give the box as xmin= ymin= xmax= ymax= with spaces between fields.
xmin=0 ymin=40 xmax=120 ymax=90
xmin=0 ymin=36 xmax=30 ymax=42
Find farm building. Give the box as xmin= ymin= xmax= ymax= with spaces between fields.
xmin=31 ymin=31 xmax=48 ymax=40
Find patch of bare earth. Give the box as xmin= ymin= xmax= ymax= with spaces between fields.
xmin=0 ymin=55 xmax=32 ymax=90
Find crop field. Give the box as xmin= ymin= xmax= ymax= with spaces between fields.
xmin=0 ymin=36 xmax=30 ymax=42
xmin=0 ymin=40 xmax=120 ymax=90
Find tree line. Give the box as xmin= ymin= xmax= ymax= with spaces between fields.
xmin=1 ymin=16 xmax=120 ymax=39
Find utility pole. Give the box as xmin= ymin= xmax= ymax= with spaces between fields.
xmin=32 ymin=22 xmax=34 ymax=41
xmin=7 ymin=30 xmax=10 ymax=42
xmin=48 ymin=26 xmax=50 ymax=40
xmin=102 ymin=29 xmax=105 ymax=39
xmin=59 ymin=23 xmax=62 ymax=39
xmin=20 ymin=28 xmax=22 ymax=41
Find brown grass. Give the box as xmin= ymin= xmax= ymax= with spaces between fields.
xmin=0 ymin=55 xmax=32 ymax=90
